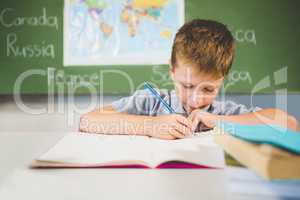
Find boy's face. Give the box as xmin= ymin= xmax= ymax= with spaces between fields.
xmin=170 ymin=59 xmax=224 ymax=114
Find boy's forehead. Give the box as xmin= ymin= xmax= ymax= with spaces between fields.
xmin=173 ymin=65 xmax=223 ymax=86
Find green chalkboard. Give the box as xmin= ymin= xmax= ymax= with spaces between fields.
xmin=0 ymin=0 xmax=299 ymax=94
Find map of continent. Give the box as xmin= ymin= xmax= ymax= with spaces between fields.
xmin=64 ymin=0 xmax=184 ymax=65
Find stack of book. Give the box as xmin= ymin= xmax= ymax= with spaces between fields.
xmin=213 ymin=122 xmax=300 ymax=180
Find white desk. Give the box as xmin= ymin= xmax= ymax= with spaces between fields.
xmin=0 ymin=96 xmax=299 ymax=200
xmin=1 ymin=131 xmax=300 ymax=200
xmin=0 ymin=131 xmax=228 ymax=200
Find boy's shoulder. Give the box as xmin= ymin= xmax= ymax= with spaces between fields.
xmin=130 ymin=88 xmax=174 ymax=100
xmin=111 ymin=89 xmax=176 ymax=115
xmin=131 ymin=88 xmax=170 ymax=95
xmin=210 ymin=99 xmax=261 ymax=115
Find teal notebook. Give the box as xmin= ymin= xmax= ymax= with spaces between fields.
xmin=217 ymin=122 xmax=300 ymax=154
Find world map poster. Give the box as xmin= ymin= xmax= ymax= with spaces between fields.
xmin=64 ymin=0 xmax=185 ymax=66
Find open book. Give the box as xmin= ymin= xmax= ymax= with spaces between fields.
xmin=31 ymin=131 xmax=225 ymax=169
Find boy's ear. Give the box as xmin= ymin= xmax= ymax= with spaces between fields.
xmin=169 ymin=60 xmax=175 ymax=74
xmin=169 ymin=61 xmax=175 ymax=80
xmin=170 ymin=67 xmax=175 ymax=74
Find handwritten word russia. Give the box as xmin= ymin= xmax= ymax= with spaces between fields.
xmin=0 ymin=7 xmax=58 ymax=58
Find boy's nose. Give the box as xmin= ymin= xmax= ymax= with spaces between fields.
xmin=188 ymin=94 xmax=203 ymax=108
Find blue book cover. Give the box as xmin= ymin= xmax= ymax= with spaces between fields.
xmin=217 ymin=122 xmax=300 ymax=154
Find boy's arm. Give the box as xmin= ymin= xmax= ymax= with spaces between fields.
xmin=219 ymin=108 xmax=299 ymax=131
xmin=79 ymin=105 xmax=193 ymax=139
xmin=79 ymin=105 xmax=151 ymax=136
xmin=190 ymin=108 xmax=299 ymax=132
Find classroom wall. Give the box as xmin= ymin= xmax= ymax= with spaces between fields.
xmin=0 ymin=0 xmax=299 ymax=94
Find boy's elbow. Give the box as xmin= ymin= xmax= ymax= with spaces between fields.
xmin=261 ymin=108 xmax=299 ymax=131
xmin=78 ymin=107 xmax=111 ymax=132
xmin=79 ymin=114 xmax=89 ymax=132
xmin=79 ymin=111 xmax=96 ymax=132
xmin=273 ymin=108 xmax=299 ymax=131
xmin=79 ymin=109 xmax=100 ymax=131
xmin=287 ymin=115 xmax=299 ymax=131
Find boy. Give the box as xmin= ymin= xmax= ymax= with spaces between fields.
xmin=79 ymin=19 xmax=299 ymax=140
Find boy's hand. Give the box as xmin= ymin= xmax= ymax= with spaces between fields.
xmin=188 ymin=110 xmax=219 ymax=132
xmin=148 ymin=114 xmax=193 ymax=140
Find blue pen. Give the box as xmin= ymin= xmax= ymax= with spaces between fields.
xmin=144 ymin=82 xmax=176 ymax=114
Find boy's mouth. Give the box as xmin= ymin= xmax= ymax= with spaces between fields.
xmin=184 ymin=104 xmax=209 ymax=114
xmin=183 ymin=105 xmax=198 ymax=114
xmin=187 ymin=107 xmax=197 ymax=113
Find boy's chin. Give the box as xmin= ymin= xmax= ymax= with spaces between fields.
xmin=184 ymin=105 xmax=198 ymax=114
xmin=185 ymin=105 xmax=209 ymax=114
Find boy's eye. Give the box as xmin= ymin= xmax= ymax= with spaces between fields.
xmin=203 ymin=88 xmax=214 ymax=93
xmin=183 ymin=85 xmax=194 ymax=89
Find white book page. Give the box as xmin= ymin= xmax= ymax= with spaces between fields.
xmin=38 ymin=133 xmax=155 ymax=166
xmin=148 ymin=131 xmax=225 ymax=168
xmin=37 ymin=131 xmax=224 ymax=168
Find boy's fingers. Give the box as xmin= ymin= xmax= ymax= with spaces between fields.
xmin=188 ymin=109 xmax=198 ymax=120
xmin=151 ymin=131 xmax=176 ymax=140
xmin=170 ymin=128 xmax=186 ymax=139
xmin=188 ymin=114 xmax=196 ymax=126
xmin=188 ymin=110 xmax=200 ymax=126
xmin=173 ymin=123 xmax=192 ymax=136
xmin=175 ymin=115 xmax=193 ymax=130
xmin=191 ymin=114 xmax=203 ymax=131
xmin=192 ymin=119 xmax=199 ymax=132
xmin=157 ymin=133 xmax=176 ymax=140
xmin=187 ymin=114 xmax=194 ymax=122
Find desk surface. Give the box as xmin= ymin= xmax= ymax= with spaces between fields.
xmin=0 ymin=131 xmax=228 ymax=200
xmin=1 ymin=131 xmax=300 ymax=200
xmin=0 ymin=97 xmax=299 ymax=200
